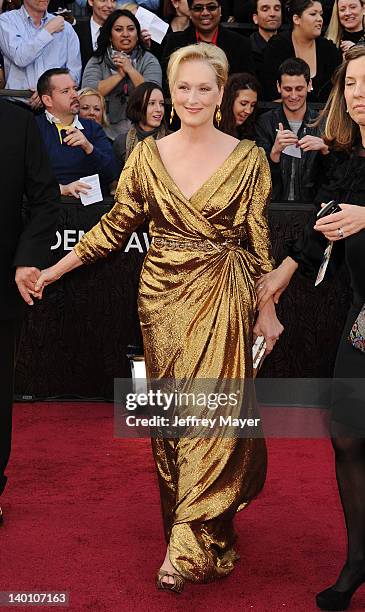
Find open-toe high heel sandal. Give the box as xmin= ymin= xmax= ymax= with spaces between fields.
xmin=156 ymin=569 xmax=185 ymax=594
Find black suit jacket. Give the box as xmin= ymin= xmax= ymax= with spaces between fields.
xmin=255 ymin=104 xmax=326 ymax=202
xmin=0 ymin=101 xmax=60 ymax=320
xmin=75 ymin=18 xmax=94 ymax=72
xmin=161 ymin=24 xmax=256 ymax=90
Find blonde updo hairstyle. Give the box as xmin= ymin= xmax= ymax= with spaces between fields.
xmin=167 ymin=43 xmax=229 ymax=94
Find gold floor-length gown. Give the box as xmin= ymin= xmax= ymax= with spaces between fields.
xmin=74 ymin=137 xmax=273 ymax=583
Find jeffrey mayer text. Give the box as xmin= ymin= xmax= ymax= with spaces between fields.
xmin=125 ymin=415 xmax=261 ymax=428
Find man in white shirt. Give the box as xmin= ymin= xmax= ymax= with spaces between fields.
xmin=0 ymin=0 xmax=81 ymax=109
xmin=90 ymin=0 xmax=117 ymax=49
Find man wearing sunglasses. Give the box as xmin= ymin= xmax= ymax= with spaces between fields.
xmin=162 ymin=0 xmax=255 ymax=82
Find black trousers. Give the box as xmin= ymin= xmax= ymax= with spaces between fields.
xmin=0 ymin=320 xmax=15 ymax=496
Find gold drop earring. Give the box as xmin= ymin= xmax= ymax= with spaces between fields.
xmin=169 ymin=103 xmax=175 ymax=125
xmin=215 ymin=105 xmax=222 ymax=127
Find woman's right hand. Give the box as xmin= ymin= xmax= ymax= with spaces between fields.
xmin=33 ymin=266 xmax=62 ymax=300
xmin=253 ymin=299 xmax=284 ymax=355
xmin=33 ymin=250 xmax=83 ymax=300
xmin=256 ymin=258 xmax=298 ymax=309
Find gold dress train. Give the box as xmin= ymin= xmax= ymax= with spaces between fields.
xmin=74 ymin=137 xmax=273 ymax=583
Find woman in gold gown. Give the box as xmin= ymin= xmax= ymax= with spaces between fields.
xmin=34 ymin=43 xmax=283 ymax=591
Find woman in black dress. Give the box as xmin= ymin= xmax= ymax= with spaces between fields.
xmin=261 ymin=0 xmax=342 ymax=102
xmin=257 ymin=44 xmax=365 ymax=610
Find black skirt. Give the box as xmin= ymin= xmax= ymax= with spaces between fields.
xmin=332 ymin=301 xmax=365 ymax=431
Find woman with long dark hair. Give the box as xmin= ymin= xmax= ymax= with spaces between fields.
xmin=81 ymin=10 xmax=162 ymax=140
xmin=113 ymin=82 xmax=168 ymax=171
xmin=257 ymin=45 xmax=365 ymax=610
xmin=262 ymin=0 xmax=342 ymax=102
xmin=220 ymin=73 xmax=260 ymax=140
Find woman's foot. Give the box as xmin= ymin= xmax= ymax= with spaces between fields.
xmin=316 ymin=561 xmax=365 ymax=610
xmin=335 ymin=560 xmax=365 ymax=592
xmin=157 ymin=548 xmax=184 ymax=593
xmin=160 ymin=549 xmax=176 ymax=585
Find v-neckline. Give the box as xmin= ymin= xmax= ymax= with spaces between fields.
xmin=291 ymin=33 xmax=317 ymax=81
xmin=150 ymin=137 xmax=244 ymax=203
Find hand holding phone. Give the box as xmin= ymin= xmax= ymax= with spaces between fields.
xmin=316 ymin=200 xmax=341 ymax=219
xmin=314 ymin=200 xmax=342 ymax=286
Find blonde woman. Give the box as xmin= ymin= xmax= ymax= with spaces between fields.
xmin=326 ymin=0 xmax=365 ymax=54
xmin=34 ymin=43 xmax=283 ymax=592
xmin=78 ymin=87 xmax=109 ymax=128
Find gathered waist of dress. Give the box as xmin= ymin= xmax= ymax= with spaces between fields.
xmin=152 ymin=236 xmax=246 ymax=252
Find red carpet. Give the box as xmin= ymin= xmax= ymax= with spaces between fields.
xmin=1 ymin=403 xmax=364 ymax=612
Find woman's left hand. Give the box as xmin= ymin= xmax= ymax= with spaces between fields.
xmin=113 ymin=53 xmax=133 ymax=75
xmin=253 ymin=299 xmax=284 ymax=355
xmin=314 ymin=204 xmax=365 ymax=241
xmin=340 ymin=40 xmax=355 ymax=54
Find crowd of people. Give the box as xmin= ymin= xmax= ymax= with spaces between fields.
xmin=1 ymin=0 xmax=365 ymax=202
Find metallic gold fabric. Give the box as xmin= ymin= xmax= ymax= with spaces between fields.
xmin=74 ymin=137 xmax=273 ymax=583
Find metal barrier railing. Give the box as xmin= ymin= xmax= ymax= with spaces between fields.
xmin=0 ymin=89 xmax=32 ymax=98
xmin=58 ymin=196 xmax=318 ymax=212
